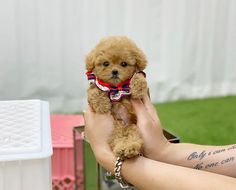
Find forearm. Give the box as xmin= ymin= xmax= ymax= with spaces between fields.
xmin=158 ymin=143 xmax=236 ymax=177
xmin=125 ymin=157 xmax=236 ymax=190
xmin=95 ymin=150 xmax=236 ymax=190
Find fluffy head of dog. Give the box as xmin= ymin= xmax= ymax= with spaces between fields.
xmin=86 ymin=36 xmax=147 ymax=85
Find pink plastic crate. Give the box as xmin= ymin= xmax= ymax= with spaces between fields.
xmin=51 ymin=115 xmax=84 ymax=190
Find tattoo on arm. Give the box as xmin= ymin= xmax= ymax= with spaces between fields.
xmin=187 ymin=145 xmax=236 ymax=170
xmin=193 ymin=157 xmax=235 ymax=170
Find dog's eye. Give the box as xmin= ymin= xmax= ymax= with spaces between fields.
xmin=103 ymin=61 xmax=110 ymax=67
xmin=121 ymin=62 xmax=128 ymax=67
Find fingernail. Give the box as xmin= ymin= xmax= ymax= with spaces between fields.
xmin=81 ymin=132 xmax=86 ymax=140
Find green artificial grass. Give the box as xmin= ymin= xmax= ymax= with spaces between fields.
xmin=156 ymin=96 xmax=236 ymax=145
xmin=83 ymin=142 xmax=98 ymax=190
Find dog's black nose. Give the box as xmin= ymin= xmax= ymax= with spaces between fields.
xmin=112 ymin=70 xmax=119 ymax=76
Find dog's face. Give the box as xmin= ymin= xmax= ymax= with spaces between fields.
xmin=86 ymin=36 xmax=147 ymax=85
xmin=92 ymin=49 xmax=137 ymax=84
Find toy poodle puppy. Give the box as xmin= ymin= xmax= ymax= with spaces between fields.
xmin=85 ymin=36 xmax=148 ymax=159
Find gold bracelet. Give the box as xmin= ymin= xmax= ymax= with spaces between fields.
xmin=114 ymin=157 xmax=131 ymax=189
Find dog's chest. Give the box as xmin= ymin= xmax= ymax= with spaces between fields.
xmin=111 ymin=99 xmax=136 ymax=127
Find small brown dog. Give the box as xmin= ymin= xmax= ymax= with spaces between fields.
xmin=85 ymin=36 xmax=148 ymax=159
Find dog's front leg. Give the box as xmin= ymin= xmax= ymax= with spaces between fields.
xmin=87 ymin=85 xmax=111 ymax=114
xmin=130 ymin=73 xmax=148 ymax=99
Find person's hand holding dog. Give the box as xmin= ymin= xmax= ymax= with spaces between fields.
xmin=84 ymin=93 xmax=169 ymax=164
xmin=84 ymin=107 xmax=115 ymax=172
xmin=131 ymin=94 xmax=170 ymax=160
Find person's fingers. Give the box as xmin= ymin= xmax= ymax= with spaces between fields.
xmin=131 ymin=99 xmax=149 ymax=118
xmin=83 ymin=106 xmax=93 ymax=118
xmin=84 ymin=106 xmax=102 ymax=127
xmin=83 ymin=106 xmax=94 ymax=140
xmin=142 ymin=94 xmax=161 ymax=125
xmin=81 ymin=131 xmax=88 ymax=141
xmin=142 ymin=94 xmax=157 ymax=117
xmin=131 ymin=99 xmax=153 ymax=128
xmin=83 ymin=105 xmax=113 ymax=129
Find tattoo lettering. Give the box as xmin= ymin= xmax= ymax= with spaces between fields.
xmin=212 ymin=148 xmax=226 ymax=155
xmin=205 ymin=161 xmax=219 ymax=169
xmin=193 ymin=157 xmax=235 ymax=170
xmin=187 ymin=145 xmax=236 ymax=161
xmin=188 ymin=145 xmax=236 ymax=170
xmin=187 ymin=150 xmax=207 ymax=160
xmin=221 ymin=156 xmax=235 ymax=165
xmin=227 ymin=145 xmax=236 ymax=151
xmin=193 ymin=162 xmax=204 ymax=170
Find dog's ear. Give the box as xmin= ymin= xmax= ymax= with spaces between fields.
xmin=134 ymin=48 xmax=147 ymax=71
xmin=85 ymin=50 xmax=95 ymax=71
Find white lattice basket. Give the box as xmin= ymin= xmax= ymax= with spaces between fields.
xmin=0 ymin=100 xmax=52 ymax=190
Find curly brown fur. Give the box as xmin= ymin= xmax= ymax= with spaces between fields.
xmin=86 ymin=36 xmax=148 ymax=159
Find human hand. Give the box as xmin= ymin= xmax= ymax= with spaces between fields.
xmin=84 ymin=106 xmax=113 ymax=152
xmin=131 ymin=94 xmax=170 ymax=160
xmin=83 ymin=106 xmax=115 ymax=171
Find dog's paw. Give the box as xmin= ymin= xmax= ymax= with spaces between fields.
xmin=123 ymin=142 xmax=142 ymax=158
xmin=88 ymin=87 xmax=111 ymax=114
xmin=91 ymin=97 xmax=111 ymax=114
xmin=130 ymin=73 xmax=147 ymax=99
xmin=113 ymin=141 xmax=142 ymax=159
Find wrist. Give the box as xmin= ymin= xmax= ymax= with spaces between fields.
xmin=155 ymin=140 xmax=176 ymax=162
xmin=114 ymin=157 xmax=133 ymax=188
xmin=146 ymin=136 xmax=172 ymax=161
xmin=94 ymin=147 xmax=116 ymax=172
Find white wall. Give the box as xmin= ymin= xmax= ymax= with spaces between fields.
xmin=0 ymin=0 xmax=236 ymax=113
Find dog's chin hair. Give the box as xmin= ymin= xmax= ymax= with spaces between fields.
xmin=100 ymin=76 xmax=120 ymax=84
xmin=108 ymin=78 xmax=122 ymax=84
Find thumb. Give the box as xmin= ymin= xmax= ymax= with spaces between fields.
xmin=131 ymin=99 xmax=153 ymax=127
